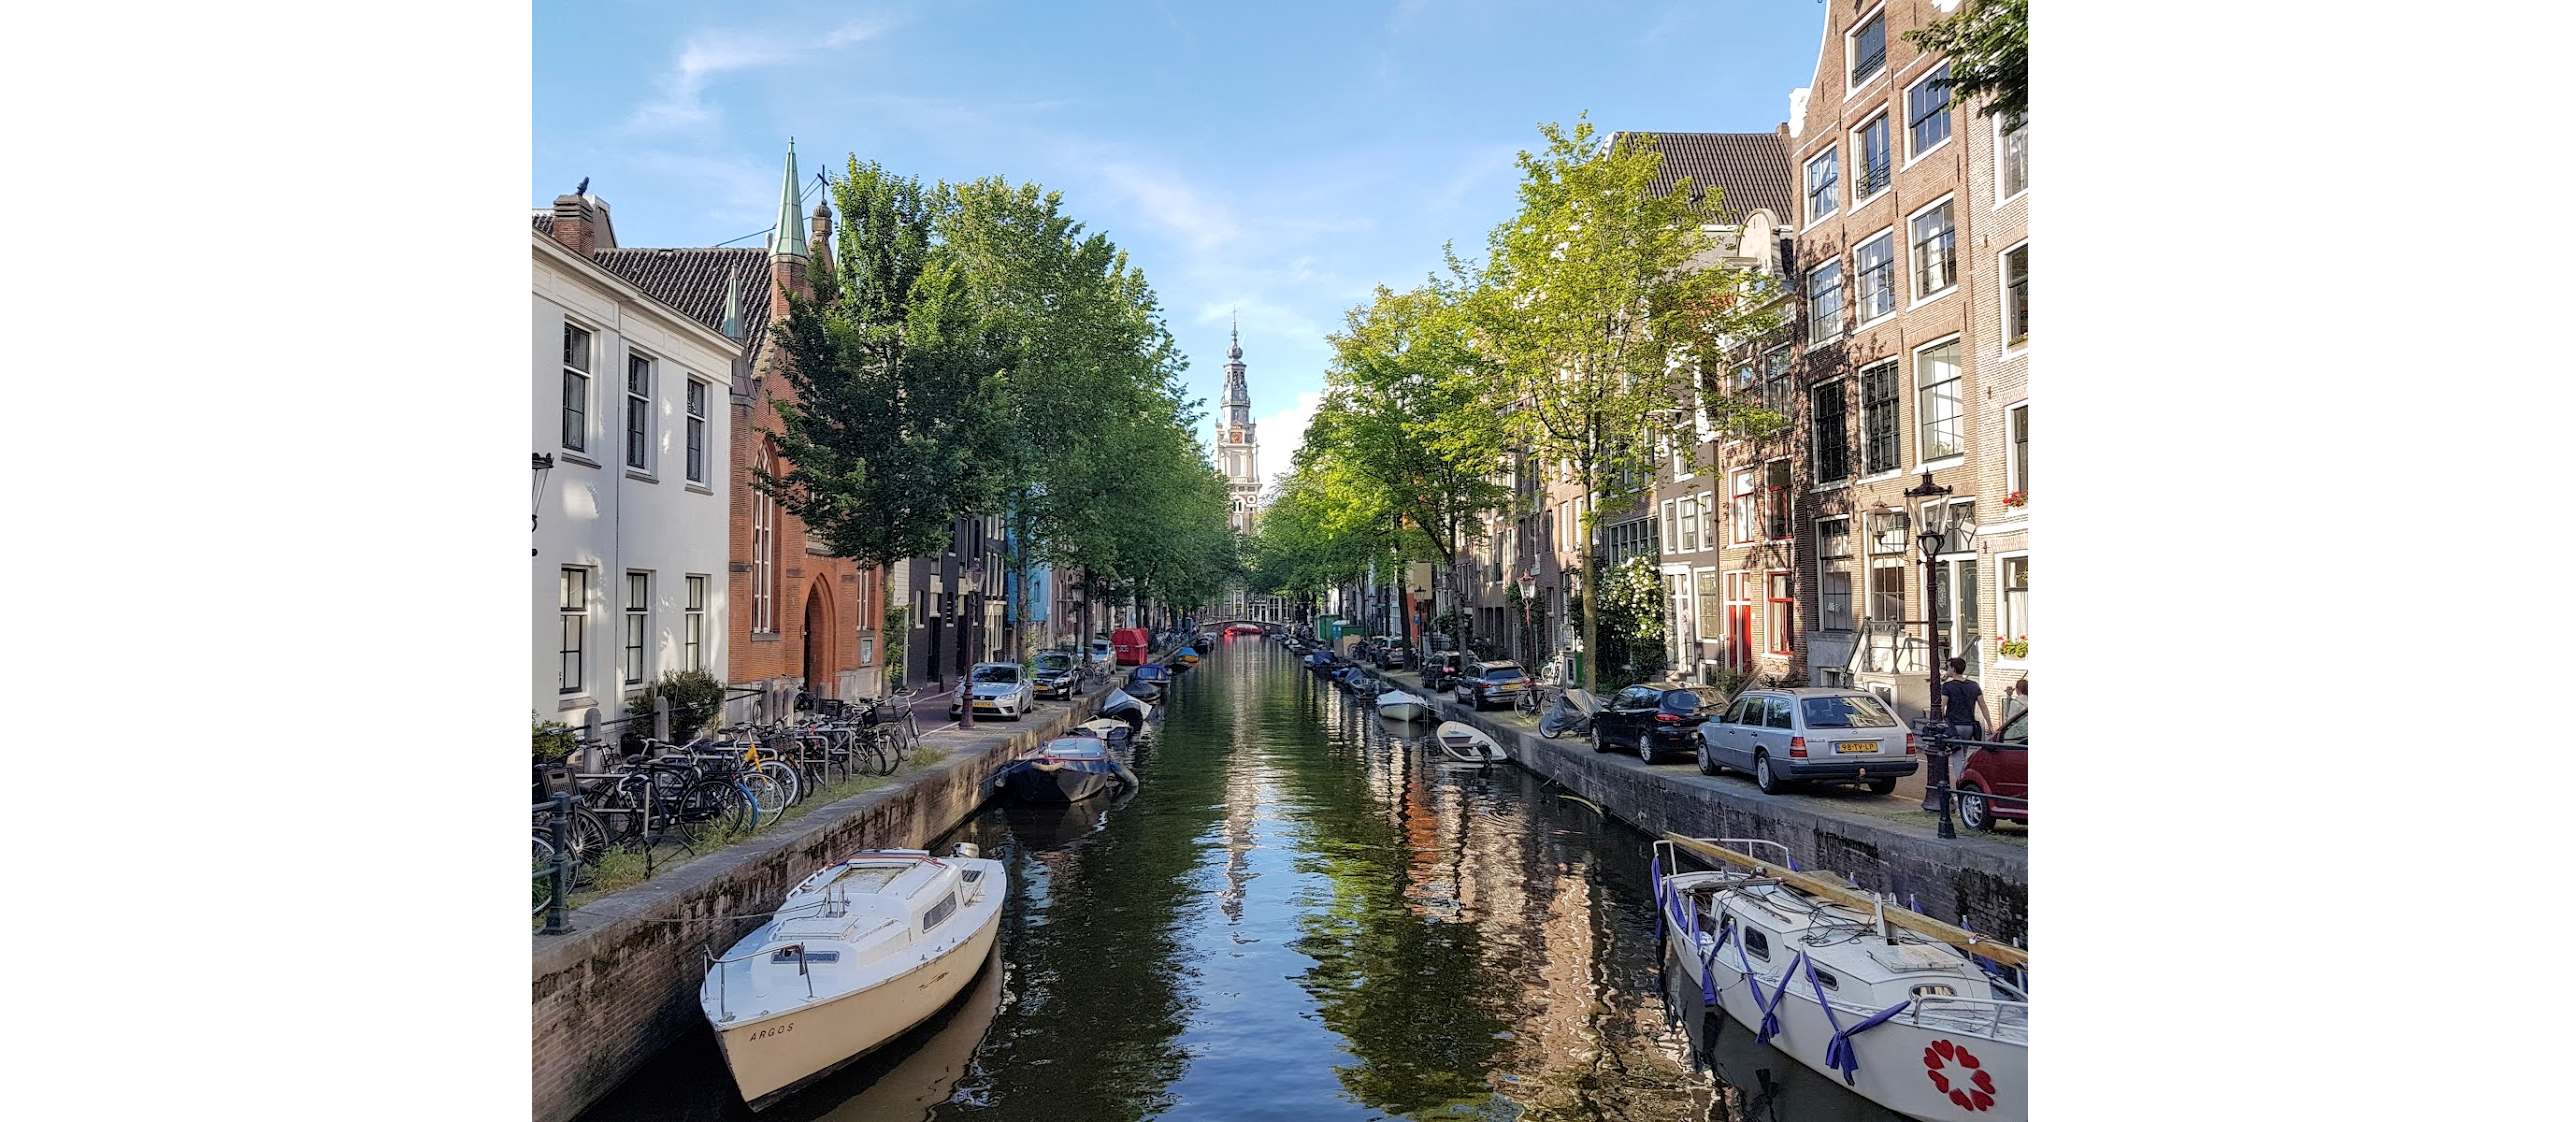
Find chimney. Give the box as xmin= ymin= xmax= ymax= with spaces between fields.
xmin=548 ymin=193 xmax=616 ymax=256
xmin=810 ymin=198 xmax=834 ymax=275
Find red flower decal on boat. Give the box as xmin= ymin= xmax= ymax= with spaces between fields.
xmin=1921 ymin=1038 xmax=1996 ymax=1112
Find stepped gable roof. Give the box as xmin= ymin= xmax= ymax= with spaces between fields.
xmin=590 ymin=246 xmax=772 ymax=362
xmin=1620 ymin=131 xmax=1795 ymax=226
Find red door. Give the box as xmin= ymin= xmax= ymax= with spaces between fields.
xmin=1723 ymin=572 xmax=1753 ymax=669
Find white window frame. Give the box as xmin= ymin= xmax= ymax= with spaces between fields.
xmin=684 ymin=574 xmax=707 ymax=671
xmin=623 ymin=571 xmax=651 ymax=686
xmin=1852 ymin=228 xmax=1896 ymax=330
xmin=1993 ymin=550 xmax=2029 ymax=668
xmin=684 ymin=378 xmax=711 ymax=485
xmin=1807 ymin=256 xmax=1845 ymax=345
xmin=1810 ymin=376 xmax=1852 ymax=488
xmin=1866 ymin=507 xmax=1908 ymax=630
xmin=559 ymin=566 xmax=589 ymax=697
xmin=1906 ymin=194 xmax=1959 ymax=307
xmin=1803 ymin=145 xmax=1841 ymax=226
xmin=2005 ymin=401 xmax=2030 ymax=501
xmin=1846 ymin=9 xmax=1889 ymax=96
xmin=1913 ymin=333 xmax=1964 ymax=465
xmin=1679 ymin=496 xmax=1700 ymax=553
xmin=1731 ymin=471 xmax=1758 ymax=546
xmin=752 ymin=443 xmax=776 ymax=633
xmin=1815 ymin=516 xmax=1853 ymax=630
xmin=2001 ymin=239 xmax=2029 ymax=355
xmin=1856 ymin=357 xmax=1902 ymax=479
xmin=625 ymin=352 xmax=654 ymax=475
xmin=1994 ymin=112 xmax=2028 ymax=204
xmin=1904 ymin=62 xmax=1955 ymax=165
xmin=1850 ymin=106 xmax=1894 ymax=208
xmin=561 ymin=322 xmax=593 ymax=458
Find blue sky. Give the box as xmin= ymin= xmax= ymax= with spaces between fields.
xmin=534 ymin=0 xmax=1827 ymax=479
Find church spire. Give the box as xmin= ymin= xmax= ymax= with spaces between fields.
xmin=771 ymin=137 xmax=807 ymax=261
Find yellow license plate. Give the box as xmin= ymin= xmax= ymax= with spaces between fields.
xmin=1837 ymin=741 xmax=1879 ymax=753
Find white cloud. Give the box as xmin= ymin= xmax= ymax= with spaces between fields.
xmin=1093 ymin=162 xmax=1245 ymax=257
xmin=623 ymin=17 xmax=894 ymax=134
xmin=1252 ymin=389 xmax=1328 ymax=495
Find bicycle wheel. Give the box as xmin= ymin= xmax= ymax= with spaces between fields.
xmin=564 ymin=809 xmax=611 ymax=884
xmin=677 ymin=779 xmax=751 ymax=847
xmin=532 ymin=835 xmax=557 ymax=916
xmin=861 ymin=731 xmax=892 ymax=776
xmin=736 ymin=772 xmax=784 ymax=828
xmin=758 ymin=760 xmax=801 ymax=810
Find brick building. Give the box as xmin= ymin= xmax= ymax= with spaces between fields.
xmin=1781 ymin=0 xmax=2009 ymax=719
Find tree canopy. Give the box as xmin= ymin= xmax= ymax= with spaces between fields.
xmin=1909 ymin=0 xmax=2027 ymax=131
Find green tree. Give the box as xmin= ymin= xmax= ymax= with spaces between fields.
xmin=1456 ymin=119 xmax=1780 ymax=693
xmin=934 ymin=176 xmax=1193 ymax=662
xmin=760 ymin=155 xmax=1011 ymax=565
xmin=1909 ymin=0 xmax=2027 ymax=131
xmin=1304 ymin=279 xmax=1510 ymax=651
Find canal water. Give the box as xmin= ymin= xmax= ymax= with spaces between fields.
xmin=575 ymin=641 xmax=1900 ymax=1122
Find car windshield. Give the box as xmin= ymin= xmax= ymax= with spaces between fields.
xmin=972 ymin=666 xmax=1019 ymax=684
xmin=1033 ymin=654 xmax=1073 ymax=671
xmin=1661 ymin=690 xmax=1702 ymax=712
xmin=1800 ymin=693 xmax=1898 ymax=729
xmin=1483 ymin=666 xmax=1526 ymax=681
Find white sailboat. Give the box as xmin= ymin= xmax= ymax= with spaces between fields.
xmin=1652 ymin=835 xmax=2027 ymax=1122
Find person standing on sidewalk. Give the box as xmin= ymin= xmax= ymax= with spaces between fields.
xmin=1938 ymin=657 xmax=1993 ymax=741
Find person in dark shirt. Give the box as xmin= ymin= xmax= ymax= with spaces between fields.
xmin=1938 ymin=657 xmax=1992 ymax=740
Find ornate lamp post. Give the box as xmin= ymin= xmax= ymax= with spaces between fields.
xmin=1902 ymin=470 xmax=1955 ymax=837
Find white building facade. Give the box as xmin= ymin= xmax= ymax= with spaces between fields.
xmin=532 ymin=217 xmax=737 ymax=732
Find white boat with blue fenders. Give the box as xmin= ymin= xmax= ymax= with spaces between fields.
xmin=700 ymin=846 xmax=1006 ymax=1111
xmin=1652 ymin=835 xmax=2027 ymax=1122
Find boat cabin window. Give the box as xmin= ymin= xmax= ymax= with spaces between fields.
xmin=1812 ymin=967 xmax=1839 ymax=989
xmin=1911 ymin=983 xmax=1957 ymax=997
xmin=770 ymin=948 xmax=841 ymax=964
xmin=922 ymin=893 xmax=958 ymax=931
xmin=1743 ymin=926 xmax=1771 ymax=960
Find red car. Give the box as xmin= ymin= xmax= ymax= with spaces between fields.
xmin=1955 ymin=710 xmax=2029 ymax=830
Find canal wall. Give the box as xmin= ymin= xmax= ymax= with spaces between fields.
xmin=1378 ymin=670 xmax=2029 ymax=946
xmin=530 ymin=692 xmax=1105 ymax=1122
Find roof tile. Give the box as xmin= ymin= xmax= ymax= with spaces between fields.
xmin=1619 ymin=132 xmax=1795 ymax=226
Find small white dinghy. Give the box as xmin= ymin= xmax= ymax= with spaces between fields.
xmin=701 ymin=845 xmax=1006 ymax=1110
xmin=1073 ymin=717 xmax=1134 ymax=750
xmin=1375 ymin=689 xmax=1432 ymax=721
xmin=1431 ymin=720 xmax=1508 ymax=764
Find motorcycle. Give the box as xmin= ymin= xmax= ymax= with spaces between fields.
xmin=1537 ymin=685 xmax=1599 ymax=740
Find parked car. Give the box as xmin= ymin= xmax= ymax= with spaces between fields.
xmin=1029 ymin=650 xmax=1082 ymax=699
xmin=1376 ymin=640 xmax=1412 ymax=670
xmin=1590 ymin=683 xmax=1729 ymax=765
xmin=1421 ymin=652 xmax=1465 ymax=691
xmin=1955 ymin=710 xmax=2029 ymax=830
xmin=950 ymin=662 xmax=1032 ymax=720
xmin=1698 ymin=688 xmax=1919 ymax=795
xmin=1456 ymin=660 xmax=1532 ymax=710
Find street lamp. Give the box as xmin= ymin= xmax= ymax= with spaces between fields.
xmin=532 ymin=453 xmax=555 ymax=557
xmin=1902 ymin=470 xmax=1955 ymax=838
xmin=958 ymin=558 xmax=984 ymax=729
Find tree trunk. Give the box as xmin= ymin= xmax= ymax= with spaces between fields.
xmin=1579 ymin=462 xmax=1600 ymax=695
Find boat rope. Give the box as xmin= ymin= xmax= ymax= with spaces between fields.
xmin=1799 ymin=946 xmax=1910 ymax=1087
xmin=1693 ymin=922 xmax=1734 ymax=1010
xmin=1743 ymin=945 xmax=1802 ymax=1045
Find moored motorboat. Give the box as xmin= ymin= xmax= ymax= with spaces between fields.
xmin=992 ymin=736 xmax=1139 ymax=803
xmin=700 ymin=846 xmax=1005 ymax=1110
xmin=1073 ymin=717 xmax=1134 ymax=750
xmin=1431 ymin=720 xmax=1508 ymax=763
xmin=1097 ymin=689 xmax=1154 ymax=728
xmin=1169 ymin=646 xmax=1201 ymax=670
xmin=1652 ymin=835 xmax=2028 ymax=1122
xmin=1375 ymin=689 xmax=1432 ymax=721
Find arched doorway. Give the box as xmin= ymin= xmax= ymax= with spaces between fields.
xmin=802 ymin=576 xmax=835 ymax=702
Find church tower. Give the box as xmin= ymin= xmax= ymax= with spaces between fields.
xmin=1215 ymin=317 xmax=1260 ymax=534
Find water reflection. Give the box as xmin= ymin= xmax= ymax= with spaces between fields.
xmin=573 ymin=643 xmax=1896 ymax=1122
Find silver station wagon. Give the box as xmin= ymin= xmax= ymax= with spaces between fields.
xmin=1699 ymin=688 xmax=1920 ymax=796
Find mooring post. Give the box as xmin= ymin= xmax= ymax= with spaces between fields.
xmin=655 ymin=695 xmax=671 ymax=744
xmin=581 ymin=709 xmax=605 ymax=774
